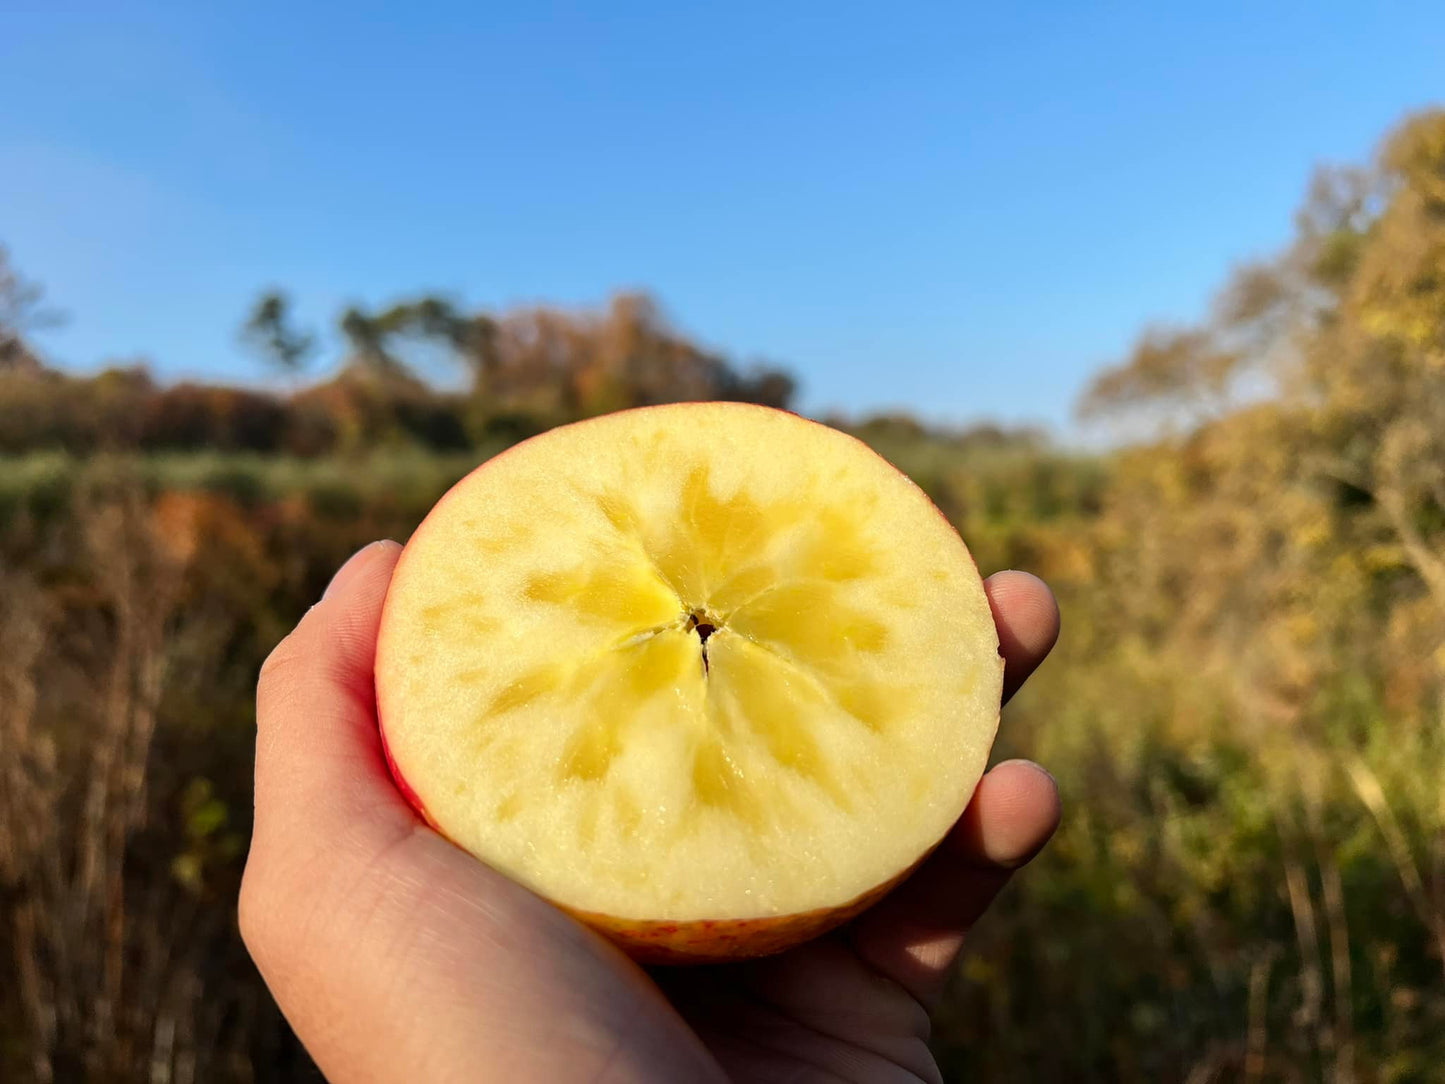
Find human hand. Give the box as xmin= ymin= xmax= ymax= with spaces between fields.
xmin=240 ymin=540 xmax=1061 ymax=1083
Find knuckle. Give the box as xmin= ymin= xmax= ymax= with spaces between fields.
xmin=258 ymin=630 xmax=301 ymax=688
xmin=238 ymin=849 xmax=310 ymax=981
xmin=237 ymin=859 xmax=273 ymax=960
xmin=256 ymin=619 xmax=319 ymax=706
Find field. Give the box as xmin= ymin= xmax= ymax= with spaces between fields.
xmin=3 ymin=109 xmax=1444 ymax=1082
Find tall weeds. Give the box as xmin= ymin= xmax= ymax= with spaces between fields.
xmin=0 ymin=474 xmax=282 ymax=1082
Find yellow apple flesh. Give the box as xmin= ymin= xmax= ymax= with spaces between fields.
xmin=375 ymin=403 xmax=1003 ymax=963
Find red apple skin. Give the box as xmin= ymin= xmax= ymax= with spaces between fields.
xmin=374 ymin=402 xmax=995 ymax=963
xmin=562 ymin=861 xmax=927 ymax=965
xmin=386 ymin=745 xmax=941 ymax=963
xmin=380 ymin=745 xmax=937 ymax=963
xmin=378 ymin=720 xmax=441 ymax=832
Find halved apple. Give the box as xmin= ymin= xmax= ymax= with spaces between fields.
xmin=375 ymin=403 xmax=1003 ymax=963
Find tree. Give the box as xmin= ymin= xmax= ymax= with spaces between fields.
xmin=0 ymin=244 xmax=64 ymax=373
xmin=338 ymin=306 xmax=393 ymax=376
xmin=321 ymin=289 xmax=797 ymax=423
xmin=240 ymin=291 xmax=316 ymax=379
xmin=1079 ymin=108 xmax=1445 ymax=620
xmin=1314 ymin=111 xmax=1445 ymax=611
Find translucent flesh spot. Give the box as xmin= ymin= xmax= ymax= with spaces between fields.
xmin=691 ymin=733 xmax=757 ymax=823
xmin=447 ymin=460 xmax=919 ymax=829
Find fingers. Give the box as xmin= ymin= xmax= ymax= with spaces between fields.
xmin=249 ymin=540 xmax=407 ymax=875
xmin=841 ymin=572 xmax=1060 ymax=1007
xmin=848 ymin=760 xmax=1062 ymax=1009
xmin=243 ymin=539 xmax=729 ymax=1084
xmin=985 ymin=570 xmax=1060 ymax=704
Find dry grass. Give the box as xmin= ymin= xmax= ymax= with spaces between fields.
xmin=1 ymin=435 xmax=1441 ymax=1082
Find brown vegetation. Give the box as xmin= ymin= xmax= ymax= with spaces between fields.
xmin=2 ymin=109 xmax=1444 ymax=1081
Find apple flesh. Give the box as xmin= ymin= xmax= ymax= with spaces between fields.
xmin=375 ymin=403 xmax=1003 ymax=963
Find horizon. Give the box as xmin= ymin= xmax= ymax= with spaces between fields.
xmin=3 ymin=2 xmax=1443 ymax=437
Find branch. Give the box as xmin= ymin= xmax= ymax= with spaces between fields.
xmin=1377 ymin=483 xmax=1445 ymax=612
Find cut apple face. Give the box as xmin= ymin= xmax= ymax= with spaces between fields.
xmin=375 ymin=403 xmax=1003 ymax=962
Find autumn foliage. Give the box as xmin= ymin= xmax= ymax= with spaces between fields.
xmin=3 ymin=110 xmax=1445 ymax=1082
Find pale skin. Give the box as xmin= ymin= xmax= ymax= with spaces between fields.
xmin=241 ymin=540 xmax=1063 ymax=1083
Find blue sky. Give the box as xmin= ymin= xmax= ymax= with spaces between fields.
xmin=2 ymin=2 xmax=1442 ymax=434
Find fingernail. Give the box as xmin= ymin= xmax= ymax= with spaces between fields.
xmin=997 ymin=758 xmax=1058 ymax=788
xmin=324 ymin=540 xmax=397 ymax=600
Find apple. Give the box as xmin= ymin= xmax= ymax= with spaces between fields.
xmin=375 ymin=403 xmax=1003 ymax=963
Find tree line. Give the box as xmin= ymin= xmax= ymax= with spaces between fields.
xmin=0 ymin=268 xmax=795 ymax=455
